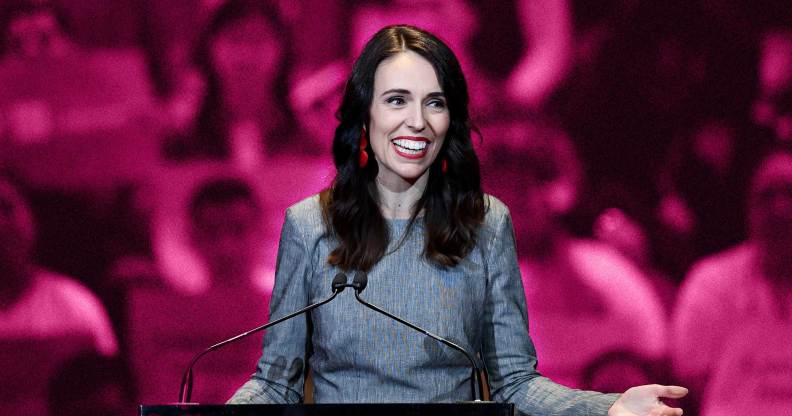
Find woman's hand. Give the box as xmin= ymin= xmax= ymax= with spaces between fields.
xmin=608 ymin=385 xmax=688 ymax=416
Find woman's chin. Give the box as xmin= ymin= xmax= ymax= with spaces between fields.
xmin=395 ymin=165 xmax=432 ymax=181
xmin=376 ymin=165 xmax=431 ymax=188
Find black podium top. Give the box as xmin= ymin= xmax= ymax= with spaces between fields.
xmin=141 ymin=403 xmax=514 ymax=416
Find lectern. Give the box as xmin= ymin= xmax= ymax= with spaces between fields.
xmin=141 ymin=403 xmax=515 ymax=416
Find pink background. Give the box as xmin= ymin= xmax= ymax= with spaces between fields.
xmin=1 ymin=1 xmax=791 ymax=415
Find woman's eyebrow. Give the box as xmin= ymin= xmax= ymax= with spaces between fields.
xmin=379 ymin=89 xmax=445 ymax=98
xmin=380 ymin=88 xmax=411 ymax=97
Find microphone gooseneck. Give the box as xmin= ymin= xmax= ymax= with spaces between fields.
xmin=177 ymin=272 xmax=349 ymax=404
xmin=351 ymin=271 xmax=486 ymax=402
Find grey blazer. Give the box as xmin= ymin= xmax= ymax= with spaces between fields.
xmin=229 ymin=195 xmax=619 ymax=415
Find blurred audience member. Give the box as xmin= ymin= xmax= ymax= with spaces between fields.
xmin=1 ymin=0 xmax=75 ymax=150
xmin=0 ymin=174 xmax=118 ymax=415
xmin=592 ymin=206 xmax=677 ymax=309
xmin=350 ymin=0 xmax=478 ymax=71
xmin=0 ymin=0 xmax=159 ymax=189
xmin=186 ymin=176 xmax=271 ymax=292
xmin=127 ymin=168 xmax=275 ymax=404
xmin=480 ymin=119 xmax=669 ymax=392
xmin=48 ymin=352 xmax=135 ymax=416
xmin=0 ymin=0 xmax=73 ymax=60
xmin=163 ymin=0 xmax=293 ymax=169
xmin=0 ymin=175 xmax=118 ymax=353
xmin=672 ymin=150 xmax=792 ymax=414
xmin=288 ymin=60 xmax=347 ymax=156
xmin=551 ymin=1 xmax=757 ymax=268
xmin=504 ymin=0 xmax=573 ymax=110
xmin=146 ymin=159 xmax=331 ymax=295
xmin=752 ymin=28 xmax=792 ymax=143
xmin=653 ymin=118 xmax=760 ymax=277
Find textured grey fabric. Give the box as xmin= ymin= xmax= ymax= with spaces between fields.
xmin=228 ymin=194 xmax=619 ymax=415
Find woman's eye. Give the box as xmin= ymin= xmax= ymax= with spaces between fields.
xmin=386 ymin=96 xmax=406 ymax=105
xmin=427 ymin=99 xmax=446 ymax=109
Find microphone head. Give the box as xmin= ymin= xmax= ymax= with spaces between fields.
xmin=352 ymin=271 xmax=368 ymax=293
xmin=331 ymin=272 xmax=348 ymax=293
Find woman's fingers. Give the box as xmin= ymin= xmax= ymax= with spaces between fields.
xmin=655 ymin=404 xmax=684 ymax=416
xmin=650 ymin=385 xmax=687 ymax=416
xmin=654 ymin=385 xmax=689 ymax=399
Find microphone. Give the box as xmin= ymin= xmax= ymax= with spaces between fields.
xmin=177 ymin=272 xmax=349 ymax=404
xmin=351 ymin=272 xmax=486 ymax=401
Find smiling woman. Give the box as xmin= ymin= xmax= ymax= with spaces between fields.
xmin=369 ymin=50 xmax=450 ymax=187
xmin=227 ymin=25 xmax=687 ymax=416
xmin=319 ymin=26 xmax=485 ymax=272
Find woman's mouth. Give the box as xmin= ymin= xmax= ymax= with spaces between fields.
xmin=391 ymin=136 xmax=430 ymax=160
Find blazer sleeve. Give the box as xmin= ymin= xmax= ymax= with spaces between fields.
xmin=481 ymin=205 xmax=620 ymax=416
xmin=228 ymin=207 xmax=313 ymax=404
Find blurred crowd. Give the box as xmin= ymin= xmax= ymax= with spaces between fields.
xmin=1 ymin=0 xmax=791 ymax=415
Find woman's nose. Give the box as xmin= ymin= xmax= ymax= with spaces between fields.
xmin=405 ymin=105 xmax=426 ymax=132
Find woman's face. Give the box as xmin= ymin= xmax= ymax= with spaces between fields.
xmin=190 ymin=198 xmax=263 ymax=276
xmin=749 ymin=154 xmax=792 ymax=247
xmin=368 ymin=51 xmax=450 ymax=187
xmin=209 ymin=14 xmax=282 ymax=94
xmin=6 ymin=10 xmax=69 ymax=58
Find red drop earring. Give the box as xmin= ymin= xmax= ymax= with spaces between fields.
xmin=441 ymin=158 xmax=448 ymax=173
xmin=359 ymin=128 xmax=369 ymax=168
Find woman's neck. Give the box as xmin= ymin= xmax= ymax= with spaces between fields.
xmin=376 ymin=170 xmax=429 ymax=219
xmin=224 ymin=86 xmax=279 ymax=124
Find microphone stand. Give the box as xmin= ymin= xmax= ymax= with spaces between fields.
xmin=177 ymin=273 xmax=349 ymax=404
xmin=351 ymin=272 xmax=486 ymax=402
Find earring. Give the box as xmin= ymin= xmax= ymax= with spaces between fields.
xmin=359 ymin=128 xmax=369 ymax=168
xmin=441 ymin=158 xmax=448 ymax=173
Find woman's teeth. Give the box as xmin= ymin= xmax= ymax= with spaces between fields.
xmin=392 ymin=139 xmax=428 ymax=152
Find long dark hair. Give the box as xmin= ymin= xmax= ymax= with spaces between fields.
xmin=189 ymin=0 xmax=293 ymax=158
xmin=320 ymin=25 xmax=485 ymax=272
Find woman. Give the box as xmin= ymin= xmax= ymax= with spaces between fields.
xmin=229 ymin=25 xmax=686 ymax=416
xmin=164 ymin=0 xmax=292 ymax=162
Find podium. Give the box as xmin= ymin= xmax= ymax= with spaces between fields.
xmin=141 ymin=403 xmax=515 ymax=416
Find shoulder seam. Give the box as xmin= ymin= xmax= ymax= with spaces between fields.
xmin=483 ymin=198 xmax=509 ymax=278
xmin=284 ymin=207 xmax=317 ymax=289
